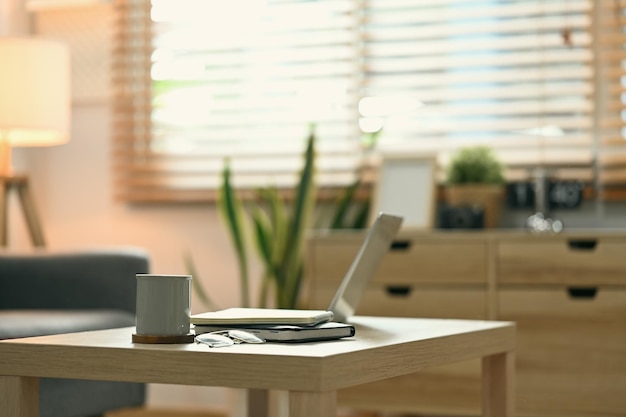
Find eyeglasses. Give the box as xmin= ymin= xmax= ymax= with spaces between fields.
xmin=195 ymin=329 xmax=265 ymax=348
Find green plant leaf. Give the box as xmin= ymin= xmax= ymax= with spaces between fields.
xmin=285 ymin=261 xmax=304 ymax=309
xmin=183 ymin=250 xmax=217 ymax=310
xmin=249 ymin=204 xmax=280 ymax=307
xmin=446 ymin=146 xmax=505 ymax=185
xmin=330 ymin=178 xmax=361 ymax=229
xmin=278 ymin=130 xmax=317 ymax=308
xmin=260 ymin=187 xmax=288 ymax=269
xmin=217 ymin=160 xmax=250 ymax=307
xmin=352 ymin=199 xmax=371 ymax=229
xmin=257 ymin=270 xmax=272 ymax=308
xmin=249 ymin=205 xmax=274 ymax=271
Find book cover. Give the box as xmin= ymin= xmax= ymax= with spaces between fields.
xmin=193 ymin=321 xmax=355 ymax=342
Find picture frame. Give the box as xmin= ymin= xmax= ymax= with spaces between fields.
xmin=370 ymin=153 xmax=437 ymax=229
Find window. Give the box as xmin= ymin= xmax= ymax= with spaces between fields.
xmin=112 ymin=0 xmax=626 ymax=203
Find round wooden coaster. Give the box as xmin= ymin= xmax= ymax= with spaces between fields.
xmin=132 ymin=333 xmax=195 ymax=344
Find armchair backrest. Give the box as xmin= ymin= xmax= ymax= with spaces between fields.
xmin=0 ymin=248 xmax=150 ymax=314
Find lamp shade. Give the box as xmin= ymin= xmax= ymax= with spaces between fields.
xmin=0 ymin=37 xmax=70 ymax=147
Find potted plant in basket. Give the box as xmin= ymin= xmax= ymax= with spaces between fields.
xmin=444 ymin=146 xmax=505 ymax=228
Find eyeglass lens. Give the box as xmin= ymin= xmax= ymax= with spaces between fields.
xmin=194 ymin=330 xmax=265 ymax=348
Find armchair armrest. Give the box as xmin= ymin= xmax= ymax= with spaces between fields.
xmin=0 ymin=247 xmax=150 ymax=314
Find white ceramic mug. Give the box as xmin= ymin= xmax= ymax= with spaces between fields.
xmin=135 ymin=274 xmax=191 ymax=336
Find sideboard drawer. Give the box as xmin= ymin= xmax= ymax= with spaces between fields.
xmin=498 ymin=287 xmax=626 ymax=416
xmin=311 ymin=285 xmax=487 ymax=319
xmin=497 ymin=237 xmax=626 ymax=285
xmin=309 ymin=234 xmax=487 ymax=285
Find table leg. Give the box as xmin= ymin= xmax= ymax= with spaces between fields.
xmin=289 ymin=390 xmax=336 ymax=417
xmin=482 ymin=351 xmax=515 ymax=417
xmin=247 ymin=388 xmax=270 ymax=417
xmin=0 ymin=179 xmax=7 ymax=246
xmin=0 ymin=375 xmax=39 ymax=417
xmin=16 ymin=180 xmax=45 ymax=247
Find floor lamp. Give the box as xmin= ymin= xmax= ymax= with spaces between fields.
xmin=0 ymin=37 xmax=71 ymax=247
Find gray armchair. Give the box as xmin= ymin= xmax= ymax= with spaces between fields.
xmin=0 ymin=248 xmax=149 ymax=417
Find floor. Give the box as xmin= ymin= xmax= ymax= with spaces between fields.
xmin=106 ymin=408 xmax=228 ymax=417
xmin=107 ymin=409 xmax=470 ymax=417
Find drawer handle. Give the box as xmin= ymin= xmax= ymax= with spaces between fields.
xmin=386 ymin=286 xmax=412 ymax=297
xmin=567 ymin=287 xmax=598 ymax=299
xmin=567 ymin=239 xmax=597 ymax=251
xmin=390 ymin=240 xmax=412 ymax=251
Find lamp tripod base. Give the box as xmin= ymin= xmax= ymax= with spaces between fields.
xmin=0 ymin=175 xmax=45 ymax=247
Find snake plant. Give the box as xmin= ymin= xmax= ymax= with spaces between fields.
xmin=217 ymin=130 xmax=317 ymax=309
xmin=190 ymin=128 xmax=372 ymax=309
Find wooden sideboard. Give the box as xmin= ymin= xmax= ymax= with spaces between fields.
xmin=305 ymin=229 xmax=626 ymax=417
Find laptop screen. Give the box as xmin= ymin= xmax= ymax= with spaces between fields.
xmin=328 ymin=212 xmax=403 ymax=322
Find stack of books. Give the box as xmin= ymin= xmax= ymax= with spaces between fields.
xmin=191 ymin=308 xmax=355 ymax=342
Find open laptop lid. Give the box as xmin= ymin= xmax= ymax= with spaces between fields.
xmin=328 ymin=212 xmax=403 ymax=322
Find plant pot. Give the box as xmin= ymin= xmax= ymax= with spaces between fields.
xmin=444 ymin=184 xmax=504 ymax=228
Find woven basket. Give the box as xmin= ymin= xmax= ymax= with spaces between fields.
xmin=444 ymin=184 xmax=505 ymax=228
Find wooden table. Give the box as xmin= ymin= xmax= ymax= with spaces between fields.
xmin=0 ymin=316 xmax=515 ymax=417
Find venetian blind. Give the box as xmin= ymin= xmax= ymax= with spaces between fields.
xmin=112 ymin=0 xmax=361 ymax=202
xmin=361 ymin=0 xmax=595 ymax=183
xmin=112 ymin=0 xmax=626 ymax=203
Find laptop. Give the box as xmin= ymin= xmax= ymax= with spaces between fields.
xmin=191 ymin=212 xmax=403 ymax=329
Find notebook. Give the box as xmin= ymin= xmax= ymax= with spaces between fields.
xmin=191 ymin=212 xmax=403 ymax=327
xmin=192 ymin=307 xmax=332 ymax=326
